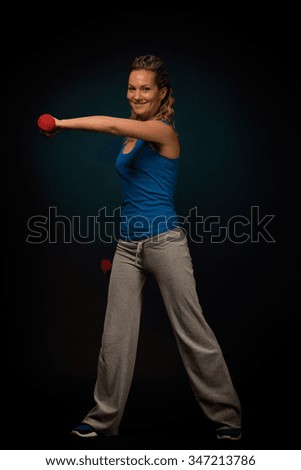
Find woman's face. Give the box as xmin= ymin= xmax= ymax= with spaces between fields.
xmin=127 ymin=69 xmax=166 ymax=120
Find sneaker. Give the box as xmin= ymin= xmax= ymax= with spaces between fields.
xmin=216 ymin=428 xmax=242 ymax=440
xmin=71 ymin=423 xmax=98 ymax=438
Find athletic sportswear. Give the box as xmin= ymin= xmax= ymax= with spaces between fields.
xmin=115 ymin=138 xmax=180 ymax=241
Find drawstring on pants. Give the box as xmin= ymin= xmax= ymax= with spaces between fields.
xmin=135 ymin=240 xmax=144 ymax=266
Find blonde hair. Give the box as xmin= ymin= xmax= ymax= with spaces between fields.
xmin=128 ymin=54 xmax=175 ymax=127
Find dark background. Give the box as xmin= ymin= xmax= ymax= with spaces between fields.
xmin=2 ymin=14 xmax=299 ymax=450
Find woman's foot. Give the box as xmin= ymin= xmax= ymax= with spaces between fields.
xmin=216 ymin=428 xmax=242 ymax=440
xmin=71 ymin=423 xmax=98 ymax=438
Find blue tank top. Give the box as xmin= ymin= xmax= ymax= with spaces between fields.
xmin=115 ymin=138 xmax=180 ymax=241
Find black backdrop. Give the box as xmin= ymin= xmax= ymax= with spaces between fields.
xmin=2 ymin=14 xmax=299 ymax=450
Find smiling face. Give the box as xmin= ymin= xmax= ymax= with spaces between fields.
xmin=127 ymin=69 xmax=167 ymax=120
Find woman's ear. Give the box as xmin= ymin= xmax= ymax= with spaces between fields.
xmin=160 ymin=87 xmax=168 ymax=100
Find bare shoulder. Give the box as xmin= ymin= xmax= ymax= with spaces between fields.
xmin=151 ymin=121 xmax=180 ymax=159
xmin=111 ymin=117 xmax=180 ymax=158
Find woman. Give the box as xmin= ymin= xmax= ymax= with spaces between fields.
xmin=38 ymin=54 xmax=242 ymax=441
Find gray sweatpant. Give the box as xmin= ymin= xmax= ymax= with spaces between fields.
xmin=83 ymin=227 xmax=242 ymax=436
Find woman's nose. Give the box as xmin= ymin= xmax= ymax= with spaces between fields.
xmin=134 ymin=90 xmax=142 ymax=100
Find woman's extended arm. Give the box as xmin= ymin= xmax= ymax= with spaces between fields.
xmin=39 ymin=114 xmax=180 ymax=159
xmin=56 ymin=115 xmax=175 ymax=146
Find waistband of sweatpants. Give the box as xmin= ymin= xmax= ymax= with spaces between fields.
xmin=118 ymin=226 xmax=185 ymax=246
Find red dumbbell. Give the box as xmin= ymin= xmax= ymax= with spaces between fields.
xmin=37 ymin=114 xmax=56 ymax=132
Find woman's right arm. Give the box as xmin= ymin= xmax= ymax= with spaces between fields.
xmin=40 ymin=115 xmax=176 ymax=147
